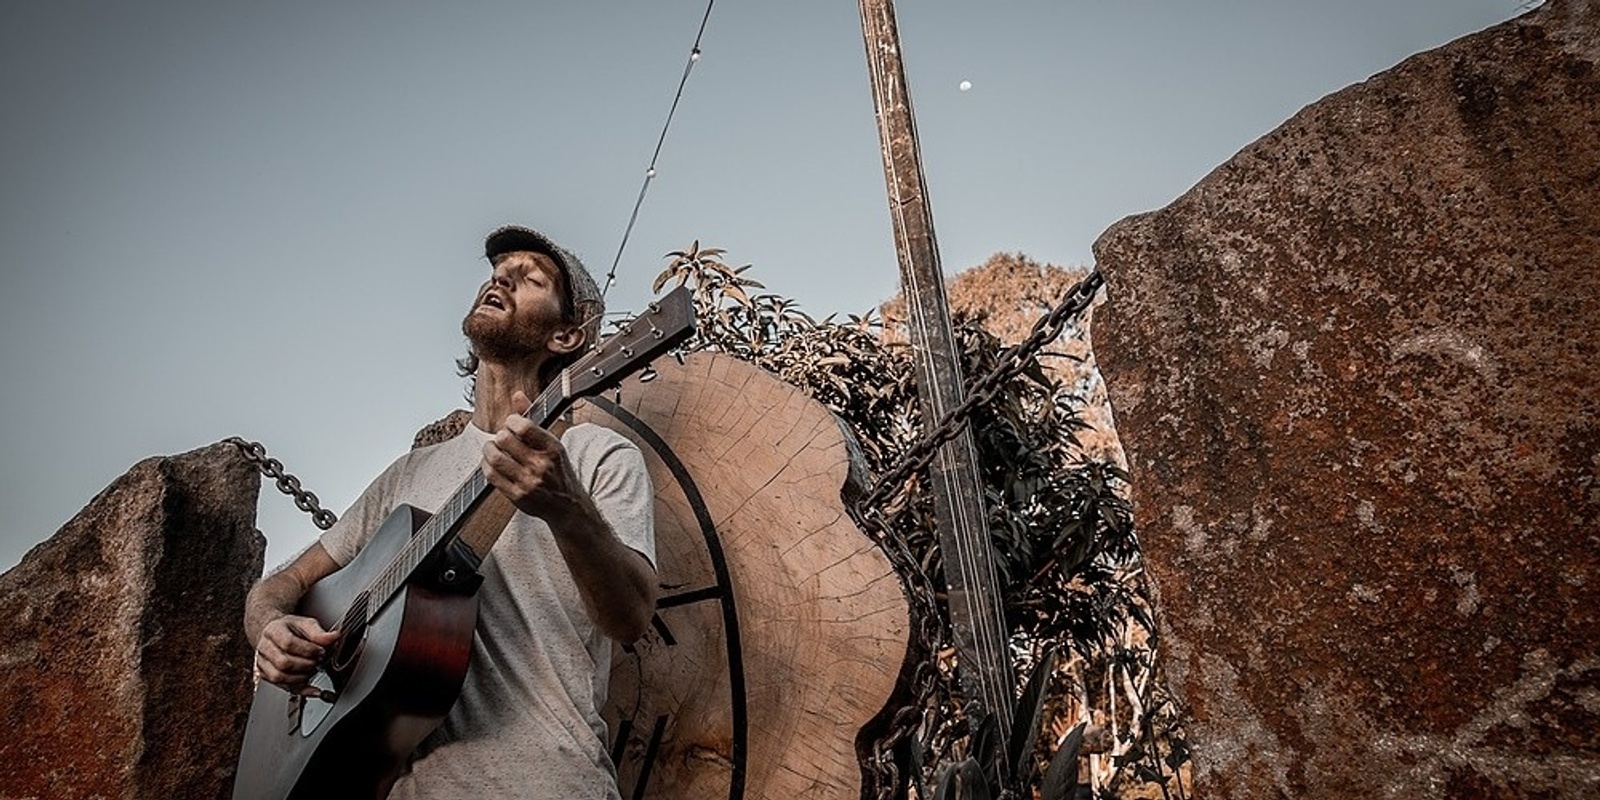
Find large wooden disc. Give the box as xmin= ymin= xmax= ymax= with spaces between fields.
xmin=578 ymin=352 xmax=910 ymax=800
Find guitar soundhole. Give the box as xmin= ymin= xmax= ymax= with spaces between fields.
xmin=298 ymin=604 xmax=367 ymax=737
xmin=329 ymin=593 xmax=370 ymax=672
xmin=329 ymin=622 xmax=365 ymax=673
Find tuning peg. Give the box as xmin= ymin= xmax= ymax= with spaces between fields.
xmin=639 ymin=364 xmax=658 ymax=384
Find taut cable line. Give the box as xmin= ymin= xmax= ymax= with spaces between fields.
xmin=602 ymin=0 xmax=718 ymax=298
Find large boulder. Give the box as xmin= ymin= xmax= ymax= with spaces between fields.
xmin=1093 ymin=1 xmax=1600 ymax=797
xmin=0 ymin=442 xmax=264 ymax=799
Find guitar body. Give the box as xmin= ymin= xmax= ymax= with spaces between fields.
xmin=233 ymin=505 xmax=480 ymax=800
xmin=232 ymin=288 xmax=695 ymax=799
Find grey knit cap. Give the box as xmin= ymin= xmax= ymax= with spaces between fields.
xmin=483 ymin=225 xmax=605 ymax=347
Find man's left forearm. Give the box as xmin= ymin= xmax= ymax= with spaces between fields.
xmin=549 ymin=500 xmax=657 ymax=642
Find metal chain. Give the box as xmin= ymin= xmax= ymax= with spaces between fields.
xmin=852 ymin=270 xmax=1104 ymax=800
xmin=861 ymin=270 xmax=1104 ymax=513
xmin=852 ymin=503 xmax=945 ymax=800
xmin=225 ymin=436 xmax=338 ymax=530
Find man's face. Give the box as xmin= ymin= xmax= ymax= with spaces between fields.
xmin=462 ymin=250 xmax=577 ymax=363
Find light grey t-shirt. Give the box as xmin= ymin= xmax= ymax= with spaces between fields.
xmin=319 ymin=421 xmax=655 ymax=800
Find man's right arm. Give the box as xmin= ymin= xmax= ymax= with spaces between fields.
xmin=245 ymin=542 xmax=342 ymax=695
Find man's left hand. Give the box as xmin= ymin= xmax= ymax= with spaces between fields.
xmin=482 ymin=390 xmax=587 ymax=524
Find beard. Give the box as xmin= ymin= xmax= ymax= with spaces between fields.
xmin=461 ymin=304 xmax=554 ymax=364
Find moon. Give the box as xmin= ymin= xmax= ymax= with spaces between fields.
xmin=959 ymin=79 xmax=972 ymax=92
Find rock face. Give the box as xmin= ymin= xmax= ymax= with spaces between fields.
xmin=1092 ymin=2 xmax=1600 ymax=797
xmin=412 ymin=408 xmax=472 ymax=449
xmin=0 ymin=443 xmax=265 ymax=799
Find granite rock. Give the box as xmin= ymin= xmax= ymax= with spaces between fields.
xmin=0 ymin=442 xmax=265 ymax=799
xmin=1093 ymin=1 xmax=1600 ymax=797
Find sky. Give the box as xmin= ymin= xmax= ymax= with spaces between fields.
xmin=0 ymin=1 xmax=1533 ymax=572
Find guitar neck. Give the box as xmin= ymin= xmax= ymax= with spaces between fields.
xmin=363 ymin=382 xmax=564 ymax=611
xmin=341 ymin=286 xmax=695 ymax=630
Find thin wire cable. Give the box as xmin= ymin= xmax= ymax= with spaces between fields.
xmin=602 ymin=0 xmax=717 ymax=297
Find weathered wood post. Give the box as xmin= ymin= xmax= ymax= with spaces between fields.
xmin=857 ymin=0 xmax=1016 ymax=748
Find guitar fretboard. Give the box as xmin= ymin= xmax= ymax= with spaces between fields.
xmin=342 ymin=387 xmax=561 ymax=632
xmin=325 ymin=286 xmax=692 ymax=636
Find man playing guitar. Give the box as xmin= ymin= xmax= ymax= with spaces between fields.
xmin=244 ymin=225 xmax=658 ymax=799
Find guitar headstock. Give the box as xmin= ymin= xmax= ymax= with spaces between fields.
xmin=532 ymin=285 xmax=696 ymax=426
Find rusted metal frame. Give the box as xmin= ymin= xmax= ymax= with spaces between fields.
xmin=857 ymin=0 xmax=1017 ymax=761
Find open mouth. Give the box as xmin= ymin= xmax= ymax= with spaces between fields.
xmin=479 ymin=292 xmax=506 ymax=310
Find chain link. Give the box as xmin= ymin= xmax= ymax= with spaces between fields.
xmin=852 ymin=271 xmax=1104 ymax=799
xmin=226 ymin=436 xmax=338 ymax=530
xmin=852 ymin=503 xmax=945 ymax=800
xmin=861 ymin=270 xmax=1103 ymax=514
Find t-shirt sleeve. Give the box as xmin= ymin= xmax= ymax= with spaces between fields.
xmin=318 ymin=455 xmax=411 ymax=567
xmin=581 ymin=430 xmax=657 ymax=570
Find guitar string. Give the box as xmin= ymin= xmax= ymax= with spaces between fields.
xmin=869 ymin=41 xmax=1001 ymax=737
xmin=874 ymin=65 xmax=1015 ymax=728
xmin=344 ymin=387 xmax=559 ymax=634
xmin=330 ymin=301 xmax=670 ymax=639
xmin=877 ymin=0 xmax=1015 ymax=732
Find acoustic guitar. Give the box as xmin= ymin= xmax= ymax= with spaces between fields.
xmin=232 ymin=287 xmax=695 ymax=800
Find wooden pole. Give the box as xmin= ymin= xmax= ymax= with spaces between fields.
xmin=857 ymin=0 xmax=1015 ymax=748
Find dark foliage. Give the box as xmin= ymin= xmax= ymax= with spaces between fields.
xmin=647 ymin=244 xmax=1184 ymax=798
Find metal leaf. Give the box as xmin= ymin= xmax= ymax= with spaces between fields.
xmin=1007 ymin=646 xmax=1058 ymax=781
xmin=651 ymin=268 xmax=674 ymax=294
xmin=1039 ymin=722 xmax=1086 ymax=800
xmin=932 ymin=762 xmax=959 ymax=800
xmin=724 ymin=282 xmax=753 ymax=307
xmin=968 ymin=711 xmax=1002 ymax=790
xmin=909 ymin=736 xmax=932 ymax=800
xmin=959 ymin=757 xmax=993 ymax=800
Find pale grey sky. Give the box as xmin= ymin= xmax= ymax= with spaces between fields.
xmin=1 ymin=1 xmax=1530 ymax=571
